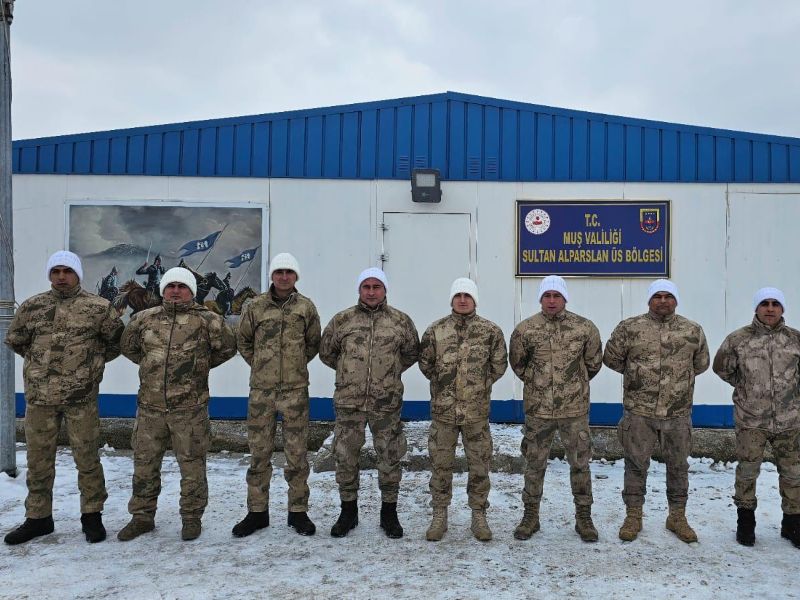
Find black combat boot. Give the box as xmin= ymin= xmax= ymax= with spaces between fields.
xmin=81 ymin=512 xmax=107 ymax=543
xmin=232 ymin=510 xmax=269 ymax=538
xmin=736 ymin=508 xmax=756 ymax=546
xmin=4 ymin=516 xmax=55 ymax=545
xmin=330 ymin=501 xmax=358 ymax=537
xmin=379 ymin=502 xmax=403 ymax=539
xmin=781 ymin=513 xmax=800 ymax=548
xmin=287 ymin=511 xmax=316 ymax=536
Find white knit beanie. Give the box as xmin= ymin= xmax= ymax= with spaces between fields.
xmin=538 ymin=275 xmax=569 ymax=303
xmin=753 ymin=287 xmax=786 ymax=312
xmin=269 ymin=252 xmax=300 ymax=281
xmin=356 ymin=267 xmax=388 ymax=293
xmin=647 ymin=279 xmax=680 ymax=306
xmin=160 ymin=267 xmax=197 ymax=297
xmin=46 ymin=250 xmax=83 ymax=283
xmin=450 ymin=277 xmax=479 ymax=307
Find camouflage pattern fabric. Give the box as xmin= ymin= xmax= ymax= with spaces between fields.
xmin=617 ymin=412 xmax=692 ymax=508
xmin=734 ymin=427 xmax=800 ymax=514
xmin=520 ymin=415 xmax=593 ymax=507
xmin=120 ymin=300 xmax=237 ymax=411
xmin=319 ymin=300 xmax=420 ymax=413
xmin=509 ymin=309 xmax=602 ymax=419
xmin=604 ymin=312 xmax=710 ymax=418
xmin=127 ymin=405 xmax=211 ymax=520
xmin=237 ymin=287 xmax=321 ymax=391
xmin=5 ymin=285 xmax=123 ymax=405
xmin=23 ymin=402 xmax=107 ymax=518
xmin=713 ymin=316 xmax=800 ymax=432
xmin=418 ymin=311 xmax=507 ymax=424
xmin=332 ymin=407 xmax=407 ymax=503
xmin=428 ymin=419 xmax=493 ymax=510
xmin=245 ymin=388 xmax=311 ymax=512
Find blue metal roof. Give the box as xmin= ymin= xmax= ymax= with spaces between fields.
xmin=12 ymin=91 xmax=800 ymax=183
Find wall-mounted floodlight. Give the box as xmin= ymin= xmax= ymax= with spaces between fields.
xmin=411 ymin=168 xmax=442 ymax=203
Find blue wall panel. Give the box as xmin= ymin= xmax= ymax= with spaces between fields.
xmin=553 ymin=115 xmax=570 ymax=180
xmin=643 ymin=127 xmax=660 ymax=180
xmin=233 ymin=124 xmax=252 ymax=177
xmin=430 ymin=101 xmax=448 ymax=175
xmin=198 ymin=128 xmax=217 ymax=176
xmin=536 ymin=113 xmax=553 ymax=180
xmin=270 ymin=119 xmax=288 ymax=177
xmin=162 ymin=132 xmax=181 ymax=176
xmin=288 ymin=118 xmax=306 ymax=177
xmin=359 ymin=109 xmax=377 ymax=178
xmin=466 ymin=103 xmax=483 ymax=180
xmin=413 ymin=103 xmax=430 ymax=169
xmin=144 ymin=134 xmax=162 ymax=176
xmin=12 ymin=91 xmax=800 ymax=183
xmin=377 ymin=108 xmax=395 ymax=178
xmin=323 ymin=115 xmax=341 ymax=178
xmin=484 ymin=105 xmax=500 ymax=180
xmin=181 ymin=129 xmax=199 ymax=176
xmin=625 ymin=125 xmax=642 ymax=181
xmin=341 ymin=112 xmax=359 ymax=178
xmin=606 ymin=123 xmax=623 ymax=180
xmin=395 ymin=105 xmax=412 ymax=178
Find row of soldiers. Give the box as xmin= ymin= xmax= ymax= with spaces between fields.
xmin=3 ymin=251 xmax=800 ymax=550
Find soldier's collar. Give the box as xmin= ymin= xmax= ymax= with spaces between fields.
xmin=451 ymin=309 xmax=477 ymax=321
xmin=269 ymin=284 xmax=296 ymax=304
xmin=753 ymin=314 xmax=785 ymax=332
xmin=542 ymin=309 xmax=567 ymax=321
xmin=646 ymin=311 xmax=676 ymax=323
xmin=358 ymin=299 xmax=386 ymax=313
xmin=49 ymin=284 xmax=82 ymax=299
xmin=162 ymin=299 xmax=194 ymax=315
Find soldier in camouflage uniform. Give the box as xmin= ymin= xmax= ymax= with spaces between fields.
xmin=713 ymin=287 xmax=800 ymax=548
xmin=509 ymin=275 xmax=603 ymax=543
xmin=320 ymin=267 xmax=419 ymax=539
xmin=117 ymin=267 xmax=236 ymax=542
xmin=603 ymin=279 xmax=709 ymax=543
xmin=232 ymin=253 xmax=321 ymax=538
xmin=419 ymin=278 xmax=507 ymax=542
xmin=4 ymin=251 xmax=123 ymax=545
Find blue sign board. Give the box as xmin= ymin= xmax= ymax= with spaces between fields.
xmin=516 ymin=200 xmax=670 ymax=277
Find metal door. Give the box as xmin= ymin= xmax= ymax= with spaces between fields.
xmin=381 ymin=212 xmax=473 ymax=403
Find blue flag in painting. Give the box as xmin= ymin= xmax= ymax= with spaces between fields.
xmin=225 ymin=246 xmax=260 ymax=269
xmin=178 ymin=231 xmax=222 ymax=257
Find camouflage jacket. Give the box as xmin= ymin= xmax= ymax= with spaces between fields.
xmin=603 ymin=312 xmax=710 ymax=418
xmin=419 ymin=311 xmax=508 ymax=424
xmin=121 ymin=301 xmax=237 ymax=411
xmin=319 ymin=300 xmax=419 ymax=413
xmin=713 ymin=316 xmax=800 ymax=432
xmin=237 ymin=287 xmax=321 ymax=391
xmin=5 ymin=286 xmax=124 ymax=406
xmin=509 ymin=310 xmax=602 ymax=418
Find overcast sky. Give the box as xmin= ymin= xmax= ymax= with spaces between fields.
xmin=9 ymin=0 xmax=800 ymax=141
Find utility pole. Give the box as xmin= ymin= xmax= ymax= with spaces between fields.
xmin=0 ymin=0 xmax=15 ymax=477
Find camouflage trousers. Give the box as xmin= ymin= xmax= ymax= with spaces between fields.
xmin=428 ymin=419 xmax=492 ymax=510
xmin=734 ymin=427 xmax=800 ymax=514
xmin=333 ymin=407 xmax=407 ymax=503
xmin=245 ymin=387 xmax=310 ymax=513
xmin=128 ymin=405 xmax=211 ymax=520
xmin=521 ymin=415 xmax=593 ymax=507
xmin=23 ymin=401 xmax=107 ymax=519
xmin=618 ymin=412 xmax=691 ymax=508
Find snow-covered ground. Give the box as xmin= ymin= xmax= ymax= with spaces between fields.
xmin=1 ymin=430 xmax=797 ymax=600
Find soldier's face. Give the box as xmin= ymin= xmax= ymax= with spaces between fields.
xmin=272 ymin=269 xmax=297 ymax=296
xmin=648 ymin=292 xmax=677 ymax=317
xmin=540 ymin=291 xmax=566 ymax=316
xmin=359 ymin=278 xmax=386 ymax=308
xmin=451 ymin=293 xmax=476 ymax=315
xmin=49 ymin=266 xmax=79 ymax=290
xmin=163 ymin=282 xmax=194 ymax=303
xmin=756 ymin=299 xmax=784 ymax=328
